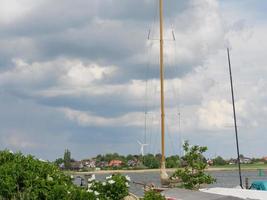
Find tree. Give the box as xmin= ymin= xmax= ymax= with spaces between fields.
xmin=54 ymin=158 xmax=64 ymax=166
xmin=172 ymin=141 xmax=215 ymax=190
xmin=166 ymin=155 xmax=181 ymax=168
xmin=64 ymin=149 xmax=71 ymax=170
xmin=213 ymin=156 xmax=227 ymax=166
xmin=143 ymin=154 xmax=160 ymax=169
xmin=126 ymin=154 xmax=134 ymax=161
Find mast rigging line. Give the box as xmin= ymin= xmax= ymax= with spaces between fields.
xmin=144 ymin=0 xmax=182 ymax=159
xmin=143 ymin=0 xmax=160 ymax=151
xmin=145 ymin=0 xmax=182 ymax=158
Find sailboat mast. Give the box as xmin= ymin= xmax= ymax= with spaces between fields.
xmin=159 ymin=0 xmax=166 ymax=169
xmin=227 ymin=48 xmax=243 ymax=188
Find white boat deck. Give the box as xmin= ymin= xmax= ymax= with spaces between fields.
xmin=200 ymin=187 xmax=267 ymax=200
xmin=162 ymin=188 xmax=253 ymax=200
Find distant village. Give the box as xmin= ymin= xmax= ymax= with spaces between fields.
xmin=55 ymin=150 xmax=267 ymax=171
xmin=60 ymin=157 xmax=140 ymax=171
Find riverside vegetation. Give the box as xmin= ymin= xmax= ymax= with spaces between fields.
xmin=0 ymin=150 xmax=131 ymax=200
xmin=0 ymin=150 xmax=167 ymax=200
xmin=0 ymin=141 xmax=226 ymax=199
xmin=56 ymin=148 xmax=266 ymax=172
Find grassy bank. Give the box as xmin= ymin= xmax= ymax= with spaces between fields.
xmin=65 ymin=164 xmax=267 ymax=175
xmin=209 ymin=163 xmax=267 ymax=170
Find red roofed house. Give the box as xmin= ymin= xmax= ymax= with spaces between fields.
xmin=109 ymin=160 xmax=123 ymax=167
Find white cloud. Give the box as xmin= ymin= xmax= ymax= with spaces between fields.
xmin=60 ymin=62 xmax=116 ymax=87
xmin=0 ymin=0 xmax=43 ymax=24
xmin=0 ymin=58 xmax=116 ymax=89
xmin=197 ymin=99 xmax=235 ymax=130
xmin=61 ymin=108 xmax=144 ymax=127
xmin=146 ymin=0 xmax=226 ymax=69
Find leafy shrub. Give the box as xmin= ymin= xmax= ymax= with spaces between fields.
xmin=142 ymin=190 xmax=165 ymax=200
xmin=212 ymin=156 xmax=227 ymax=166
xmin=88 ymin=174 xmax=130 ymax=200
xmin=0 ymin=150 xmax=129 ymax=200
xmin=171 ymin=141 xmax=215 ymax=190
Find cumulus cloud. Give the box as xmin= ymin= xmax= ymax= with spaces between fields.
xmin=0 ymin=0 xmax=43 ymax=25
xmin=61 ymin=108 xmax=144 ymax=127
xmin=0 ymin=58 xmax=116 ymax=88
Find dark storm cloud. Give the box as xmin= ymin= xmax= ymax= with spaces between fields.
xmin=114 ymin=61 xmax=196 ymax=83
xmin=68 ymin=126 xmax=143 ymax=145
xmin=1 ymin=0 xmax=187 ymax=36
xmin=96 ymin=0 xmax=188 ymax=21
xmin=0 ymin=0 xmax=192 ymax=79
xmin=34 ymin=94 xmax=145 ymax=117
xmin=0 ymin=92 xmax=144 ymax=160
xmin=0 ymin=93 xmax=69 ymax=131
xmin=34 ymin=22 xmax=146 ymax=62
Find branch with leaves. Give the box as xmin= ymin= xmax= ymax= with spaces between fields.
xmin=172 ymin=141 xmax=216 ymax=190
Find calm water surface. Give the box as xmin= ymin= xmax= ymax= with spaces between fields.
xmin=76 ymin=170 xmax=267 ymax=196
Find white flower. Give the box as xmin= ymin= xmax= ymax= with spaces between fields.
xmin=9 ymin=150 xmax=13 ymax=154
xmin=125 ymin=175 xmax=131 ymax=182
xmin=47 ymin=176 xmax=53 ymax=181
xmin=88 ymin=183 xmax=92 ymax=189
xmin=108 ymin=180 xmax=115 ymax=184
xmin=125 ymin=182 xmax=129 ymax=187
xmin=106 ymin=175 xmax=112 ymax=180
xmin=87 ymin=189 xmax=93 ymax=193
xmin=102 ymin=182 xmax=106 ymax=186
xmin=39 ymin=158 xmax=47 ymax=162
xmin=94 ymin=191 xmax=99 ymax=196
xmin=67 ymin=191 xmax=71 ymax=194
xmin=88 ymin=174 xmax=95 ymax=182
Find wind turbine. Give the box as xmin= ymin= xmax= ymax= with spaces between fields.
xmin=137 ymin=140 xmax=149 ymax=156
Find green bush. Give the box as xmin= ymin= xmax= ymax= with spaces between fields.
xmin=212 ymin=156 xmax=227 ymax=166
xmin=171 ymin=141 xmax=215 ymax=190
xmin=0 ymin=150 xmax=129 ymax=200
xmin=88 ymin=174 xmax=130 ymax=200
xmin=142 ymin=190 xmax=165 ymax=200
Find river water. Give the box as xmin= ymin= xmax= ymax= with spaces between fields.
xmin=76 ymin=169 xmax=267 ymax=196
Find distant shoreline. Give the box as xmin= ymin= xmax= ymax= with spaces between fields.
xmin=66 ymin=166 xmax=267 ymax=175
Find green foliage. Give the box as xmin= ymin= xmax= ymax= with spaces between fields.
xmin=142 ymin=190 xmax=165 ymax=200
xmin=94 ymin=153 xmax=182 ymax=170
xmin=88 ymin=174 xmax=130 ymax=200
xmin=64 ymin=149 xmax=72 ymax=170
xmin=0 ymin=150 xmax=130 ymax=200
xmin=143 ymin=154 xmax=160 ymax=169
xmin=212 ymin=156 xmax=227 ymax=166
xmin=166 ymin=155 xmax=181 ymax=168
xmin=172 ymin=141 xmax=215 ymax=190
xmin=54 ymin=157 xmax=64 ymax=166
xmin=95 ymin=153 xmax=126 ymax=163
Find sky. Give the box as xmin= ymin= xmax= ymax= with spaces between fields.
xmin=1 ymin=0 xmax=267 ymax=161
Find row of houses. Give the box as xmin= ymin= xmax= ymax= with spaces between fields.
xmin=228 ymin=156 xmax=267 ymax=164
xmin=207 ymin=156 xmax=265 ymax=166
xmin=230 ymin=157 xmax=252 ymax=164
xmin=62 ymin=159 xmax=141 ymax=171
